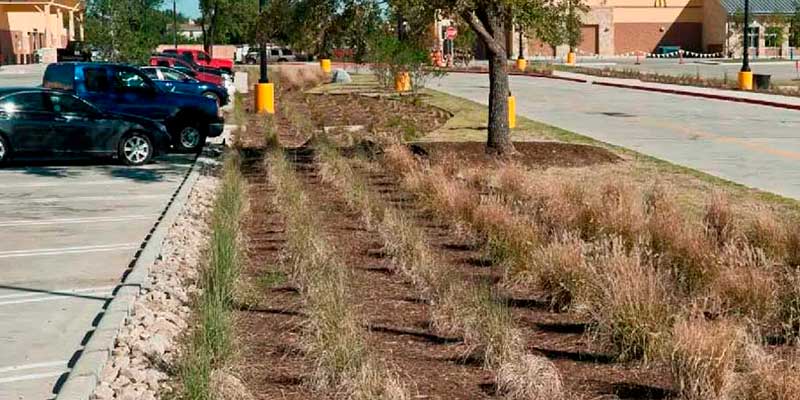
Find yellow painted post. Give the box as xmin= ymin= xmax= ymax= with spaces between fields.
xmin=566 ymin=52 xmax=576 ymax=65
xmin=516 ymin=58 xmax=527 ymax=72
xmin=255 ymin=83 xmax=275 ymax=114
xmin=320 ymin=58 xmax=332 ymax=74
xmin=508 ymin=96 xmax=516 ymax=129
xmin=738 ymin=71 xmax=753 ymax=91
xmin=395 ymin=72 xmax=411 ymax=92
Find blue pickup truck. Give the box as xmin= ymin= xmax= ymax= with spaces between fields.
xmin=43 ymin=62 xmax=224 ymax=152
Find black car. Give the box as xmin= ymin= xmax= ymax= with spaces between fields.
xmin=57 ymin=41 xmax=92 ymax=62
xmin=0 ymin=88 xmax=171 ymax=166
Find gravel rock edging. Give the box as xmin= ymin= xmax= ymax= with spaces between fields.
xmin=56 ymin=155 xmax=220 ymax=400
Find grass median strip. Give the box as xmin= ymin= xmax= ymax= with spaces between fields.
xmin=267 ymin=148 xmax=408 ymax=399
xmin=313 ymin=137 xmax=565 ymax=399
xmin=178 ymin=151 xmax=246 ymax=400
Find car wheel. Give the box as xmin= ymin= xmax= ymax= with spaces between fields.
xmin=0 ymin=135 xmax=10 ymax=165
xmin=176 ymin=124 xmax=205 ymax=153
xmin=202 ymin=91 xmax=220 ymax=106
xmin=119 ymin=133 xmax=153 ymax=166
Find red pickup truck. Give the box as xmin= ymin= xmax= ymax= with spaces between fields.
xmin=162 ymin=48 xmax=233 ymax=73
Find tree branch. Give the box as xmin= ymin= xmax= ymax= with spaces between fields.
xmin=460 ymin=10 xmax=505 ymax=56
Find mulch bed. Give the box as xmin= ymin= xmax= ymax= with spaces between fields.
xmin=233 ymin=86 xmax=672 ymax=399
xmin=409 ymin=141 xmax=621 ymax=169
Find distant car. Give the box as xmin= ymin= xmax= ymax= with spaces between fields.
xmin=162 ymin=48 xmax=233 ymax=73
xmin=57 ymin=41 xmax=92 ymax=62
xmin=140 ymin=66 xmax=229 ymax=106
xmin=43 ymin=62 xmax=224 ymax=153
xmin=149 ymin=55 xmax=224 ymax=86
xmin=245 ymin=47 xmax=296 ymax=64
xmin=0 ymin=88 xmax=171 ymax=166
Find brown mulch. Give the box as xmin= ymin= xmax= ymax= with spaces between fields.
xmin=409 ymin=141 xmax=621 ymax=170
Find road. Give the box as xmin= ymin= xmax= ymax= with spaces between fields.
xmin=432 ymin=73 xmax=800 ymax=200
xmin=0 ymin=66 xmax=194 ymax=399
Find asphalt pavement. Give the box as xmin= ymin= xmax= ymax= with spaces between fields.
xmin=432 ymin=72 xmax=800 ymax=200
xmin=0 ymin=66 xmax=195 ymax=399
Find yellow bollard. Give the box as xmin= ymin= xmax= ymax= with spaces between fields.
xmin=320 ymin=59 xmax=332 ymax=74
xmin=566 ymin=52 xmax=576 ymax=65
xmin=738 ymin=71 xmax=753 ymax=91
xmin=255 ymin=82 xmax=275 ymax=114
xmin=516 ymin=58 xmax=527 ymax=72
xmin=395 ymin=72 xmax=411 ymax=92
xmin=508 ymin=96 xmax=516 ymax=129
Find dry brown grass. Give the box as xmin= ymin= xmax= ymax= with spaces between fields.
xmin=708 ymin=243 xmax=780 ymax=329
xmin=669 ymin=319 xmax=744 ymax=400
xmin=507 ymin=232 xmax=588 ymax=311
xmin=273 ymin=65 xmax=328 ymax=91
xmin=582 ymin=238 xmax=675 ymax=361
xmin=734 ymin=347 xmax=800 ymax=400
xmin=496 ymin=354 xmax=565 ymax=400
xmin=704 ymin=191 xmax=738 ymax=247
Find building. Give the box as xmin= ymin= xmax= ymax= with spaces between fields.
xmin=435 ymin=0 xmax=798 ymax=59
xmin=0 ymin=0 xmax=85 ymax=65
xmin=170 ymin=20 xmax=203 ymax=40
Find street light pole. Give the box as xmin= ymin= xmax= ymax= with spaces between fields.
xmin=173 ymin=0 xmax=178 ymax=49
xmin=259 ymin=0 xmax=268 ymax=84
xmin=742 ymin=0 xmax=751 ymax=73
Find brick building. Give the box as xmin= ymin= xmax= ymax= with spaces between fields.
xmin=0 ymin=0 xmax=85 ymax=65
xmin=433 ymin=0 xmax=798 ymax=59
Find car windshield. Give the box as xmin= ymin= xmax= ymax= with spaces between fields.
xmin=140 ymin=68 xmax=159 ymax=79
xmin=0 ymin=92 xmax=47 ymax=113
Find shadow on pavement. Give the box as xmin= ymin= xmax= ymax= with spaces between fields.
xmin=3 ymin=154 xmax=195 ymax=183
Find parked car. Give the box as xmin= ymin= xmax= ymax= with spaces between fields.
xmin=149 ymin=55 xmax=224 ymax=86
xmin=245 ymin=47 xmax=296 ymax=64
xmin=43 ymin=62 xmax=224 ymax=153
xmin=57 ymin=41 xmax=92 ymax=62
xmin=0 ymin=88 xmax=170 ymax=166
xmin=161 ymin=48 xmax=233 ymax=73
xmin=140 ymin=66 xmax=229 ymax=106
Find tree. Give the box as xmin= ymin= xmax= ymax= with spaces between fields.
xmin=199 ymin=0 xmax=257 ymax=55
xmin=791 ymin=6 xmax=800 ymax=49
xmin=86 ymin=0 xmax=168 ymax=63
xmin=394 ymin=0 xmax=562 ymax=155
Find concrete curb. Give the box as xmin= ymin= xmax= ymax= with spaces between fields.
xmin=590 ymin=80 xmax=800 ymax=111
xmin=55 ymin=155 xmax=206 ymax=400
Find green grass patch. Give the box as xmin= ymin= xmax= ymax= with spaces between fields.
xmin=178 ymin=149 xmax=246 ymax=400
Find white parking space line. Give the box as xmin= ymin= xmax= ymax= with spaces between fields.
xmin=0 ymin=371 xmax=67 ymax=384
xmin=0 ymin=361 xmax=67 ymax=375
xmin=0 ymin=180 xmax=131 ymax=189
xmin=0 ymin=215 xmax=156 ymax=227
xmin=0 ymin=194 xmax=167 ymax=205
xmin=0 ymin=243 xmax=140 ymax=258
xmin=0 ymin=286 xmax=116 ymax=301
xmin=0 ymin=290 xmax=112 ymax=306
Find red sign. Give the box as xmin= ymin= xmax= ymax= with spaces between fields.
xmin=446 ymin=26 xmax=458 ymax=40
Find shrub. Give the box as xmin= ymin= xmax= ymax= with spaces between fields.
xmin=704 ymin=191 xmax=737 ymax=247
xmin=496 ymin=354 xmax=565 ymax=400
xmin=582 ymin=238 xmax=675 ymax=361
xmin=669 ymin=319 xmax=744 ymax=400
xmin=734 ymin=348 xmax=800 ymax=400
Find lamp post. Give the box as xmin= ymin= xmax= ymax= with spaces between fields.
xmin=739 ymin=0 xmax=753 ymax=90
xmin=173 ymin=0 xmax=178 ymax=49
xmin=255 ymin=0 xmax=274 ymax=113
xmin=259 ymin=0 xmax=268 ymax=84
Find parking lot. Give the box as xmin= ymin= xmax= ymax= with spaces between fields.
xmin=0 ymin=156 xmax=194 ymax=399
xmin=0 ymin=65 xmax=199 ymax=399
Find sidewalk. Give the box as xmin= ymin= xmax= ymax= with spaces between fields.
xmin=0 ymin=63 xmax=48 ymax=75
xmin=553 ymin=70 xmax=800 ymax=110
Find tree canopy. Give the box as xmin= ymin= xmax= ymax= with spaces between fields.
xmin=86 ymin=0 xmax=171 ymax=63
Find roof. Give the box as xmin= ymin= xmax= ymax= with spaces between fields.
xmin=720 ymin=0 xmax=798 ymax=15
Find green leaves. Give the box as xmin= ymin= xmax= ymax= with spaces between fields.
xmin=86 ymin=0 xmax=169 ymax=63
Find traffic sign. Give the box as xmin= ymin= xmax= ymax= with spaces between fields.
xmin=446 ymin=26 xmax=458 ymax=40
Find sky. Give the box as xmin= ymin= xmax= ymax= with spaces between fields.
xmin=165 ymin=0 xmax=201 ymax=19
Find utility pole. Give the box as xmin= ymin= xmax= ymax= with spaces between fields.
xmin=173 ymin=0 xmax=178 ymax=49
xmin=259 ymin=0 xmax=268 ymax=84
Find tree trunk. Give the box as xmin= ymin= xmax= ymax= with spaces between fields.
xmin=486 ymin=50 xmax=513 ymax=155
